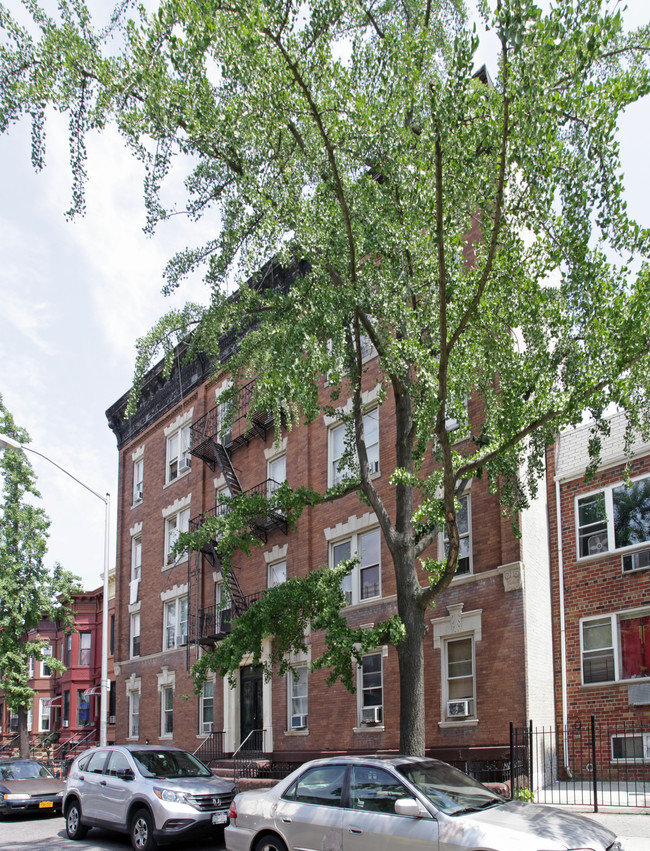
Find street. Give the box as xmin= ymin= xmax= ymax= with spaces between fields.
xmin=0 ymin=813 xmax=227 ymax=851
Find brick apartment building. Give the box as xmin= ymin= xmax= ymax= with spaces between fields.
xmin=547 ymin=411 xmax=650 ymax=769
xmin=106 ymin=269 xmax=556 ymax=777
xmin=0 ymin=573 xmax=116 ymax=753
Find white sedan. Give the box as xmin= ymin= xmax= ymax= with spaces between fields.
xmin=225 ymin=755 xmax=624 ymax=851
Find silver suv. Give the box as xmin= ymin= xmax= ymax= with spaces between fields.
xmin=63 ymin=744 xmax=236 ymax=850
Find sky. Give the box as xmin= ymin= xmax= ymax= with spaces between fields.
xmin=0 ymin=1 xmax=648 ymax=590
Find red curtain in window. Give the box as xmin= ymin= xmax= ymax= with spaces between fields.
xmin=620 ymin=616 xmax=650 ymax=679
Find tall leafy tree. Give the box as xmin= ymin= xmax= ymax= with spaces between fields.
xmin=1 ymin=0 xmax=649 ymax=753
xmin=0 ymin=397 xmax=80 ymax=757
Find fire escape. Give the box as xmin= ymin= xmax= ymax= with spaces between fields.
xmin=188 ymin=379 xmax=288 ymax=647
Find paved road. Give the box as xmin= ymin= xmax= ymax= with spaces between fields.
xmin=0 ymin=813 xmax=226 ymax=851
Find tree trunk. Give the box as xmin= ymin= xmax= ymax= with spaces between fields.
xmin=394 ymin=548 xmax=427 ymax=755
xmin=18 ymin=707 xmax=29 ymax=758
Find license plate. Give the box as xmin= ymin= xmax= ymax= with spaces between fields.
xmin=211 ymin=812 xmax=228 ymax=825
xmin=39 ymin=801 xmax=54 ymax=809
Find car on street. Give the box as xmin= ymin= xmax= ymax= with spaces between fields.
xmin=63 ymin=744 xmax=236 ymax=850
xmin=225 ymin=755 xmax=625 ymax=851
xmin=0 ymin=757 xmax=64 ymax=817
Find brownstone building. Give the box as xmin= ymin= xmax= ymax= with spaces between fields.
xmin=106 ymin=282 xmax=555 ymax=777
xmin=547 ymin=411 xmax=650 ymax=770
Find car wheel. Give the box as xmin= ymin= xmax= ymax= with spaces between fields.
xmin=131 ymin=807 xmax=157 ymax=851
xmin=65 ymin=800 xmax=88 ymax=840
xmin=254 ymin=833 xmax=288 ymax=851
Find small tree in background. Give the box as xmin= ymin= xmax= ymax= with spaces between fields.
xmin=0 ymin=396 xmax=81 ymax=757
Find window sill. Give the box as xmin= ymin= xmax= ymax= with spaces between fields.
xmin=164 ymin=469 xmax=191 ymax=490
xmin=285 ymin=729 xmax=309 ymax=736
xmin=162 ymin=557 xmax=188 ymax=571
xmin=159 ymin=734 xmax=173 ymax=740
xmin=132 ymin=498 xmax=143 ymax=509
xmin=438 ymin=719 xmax=478 ymax=729
xmin=581 ymin=676 xmax=650 ymax=688
xmin=353 ymin=725 xmax=385 ymax=733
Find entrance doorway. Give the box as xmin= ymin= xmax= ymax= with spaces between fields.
xmin=240 ymin=665 xmax=263 ymax=753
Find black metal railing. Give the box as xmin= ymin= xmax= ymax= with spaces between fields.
xmin=193 ymin=731 xmax=226 ymax=765
xmin=189 ymin=480 xmax=288 ymax=547
xmin=195 ymin=591 xmax=267 ymax=645
xmin=189 ymin=380 xmax=274 ymax=467
xmin=510 ymin=716 xmax=650 ymax=810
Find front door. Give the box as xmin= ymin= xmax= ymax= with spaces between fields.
xmin=240 ymin=665 xmax=263 ymax=751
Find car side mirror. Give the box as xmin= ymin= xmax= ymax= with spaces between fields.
xmin=116 ymin=768 xmax=135 ymax=781
xmin=394 ymin=798 xmax=429 ymax=818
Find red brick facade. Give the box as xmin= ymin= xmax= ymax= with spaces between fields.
xmin=107 ymin=337 xmax=555 ymax=770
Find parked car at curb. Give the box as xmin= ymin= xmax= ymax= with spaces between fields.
xmin=0 ymin=757 xmax=64 ymax=817
xmin=225 ymin=755 xmax=625 ymax=851
xmin=63 ymin=744 xmax=236 ymax=850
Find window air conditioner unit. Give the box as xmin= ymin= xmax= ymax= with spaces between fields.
xmin=447 ymin=699 xmax=471 ymax=718
xmin=108 ymin=715 xmax=116 ymax=725
xmin=62 ymin=720 xmax=69 ymax=728
xmin=623 ymin=547 xmax=650 ymax=573
xmin=204 ymin=722 xmax=214 ymax=733
xmin=587 ymin=532 xmax=608 ymax=555
xmin=135 ymin=490 xmax=143 ymax=501
xmin=361 ymin=705 xmax=382 ymax=725
xmin=176 ymin=635 xmax=189 ymax=647
xmin=291 ymin=714 xmax=308 ymax=730
xmin=370 ymin=460 xmax=380 ymax=474
xmin=179 ymin=457 xmax=191 ymax=471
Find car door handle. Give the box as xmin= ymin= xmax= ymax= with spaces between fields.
xmin=348 ymin=827 xmax=363 ymax=834
xmin=100 ymin=780 xmax=107 ymax=786
xmin=281 ymin=817 xmax=292 ymax=823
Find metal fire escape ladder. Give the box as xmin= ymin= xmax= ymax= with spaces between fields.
xmin=212 ymin=441 xmax=243 ymax=498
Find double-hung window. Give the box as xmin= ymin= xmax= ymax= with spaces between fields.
xmin=78 ymin=632 xmax=91 ymax=666
xmin=331 ymin=527 xmax=381 ymax=606
xmin=63 ymin=634 xmax=72 ymax=667
xmin=268 ymin=560 xmax=287 ymax=588
xmin=581 ymin=608 xmax=650 ymax=684
xmin=77 ymin=689 xmax=90 ymax=727
xmin=129 ymin=690 xmax=140 ymax=738
xmin=288 ymin=665 xmax=308 ymax=731
xmin=268 ymin=454 xmax=286 ymax=497
xmin=330 ymin=409 xmax=379 ymax=486
xmin=161 ymin=686 xmax=174 ymax=736
xmin=132 ymin=534 xmax=142 ymax=581
xmin=201 ymin=681 xmax=214 ymax=734
xmin=166 ymin=425 xmax=191 ymax=483
xmin=133 ymin=457 xmax=144 ymax=503
xmin=444 ymin=636 xmax=475 ymax=720
xmin=442 ymin=494 xmax=472 ymax=575
xmin=39 ymin=698 xmax=51 ymax=733
xmin=41 ymin=645 xmax=52 ymax=677
xmin=165 ymin=507 xmax=190 ymax=564
xmin=164 ymin=596 xmax=189 ymax=650
xmin=131 ymin=612 xmax=141 ymax=658
xmin=577 ymin=475 xmax=650 ymax=567
xmin=359 ymin=653 xmax=383 ymax=726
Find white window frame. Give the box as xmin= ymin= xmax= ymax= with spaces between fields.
xmin=164 ymin=506 xmax=190 ymax=565
xmin=215 ymin=580 xmax=231 ymax=634
xmin=41 ymin=645 xmax=52 ymax=677
xmin=131 ymin=612 xmax=141 ymax=658
xmin=133 ymin=457 xmax=144 ymax=503
xmin=442 ymin=635 xmax=476 ymax=722
xmin=163 ymin=595 xmax=189 ymax=651
xmin=128 ymin=686 xmax=140 ymax=739
xmin=200 ymin=680 xmax=214 ymax=734
xmin=161 ymin=685 xmax=174 ymax=737
xmin=440 ymin=493 xmax=473 ymax=576
xmin=39 ymin=698 xmax=51 ymax=733
xmin=267 ymin=453 xmax=287 ymax=497
xmin=611 ymin=732 xmax=650 ymax=763
xmin=78 ymin=632 xmax=92 ymax=666
xmin=287 ymin=664 xmax=309 ymax=731
xmin=28 ymin=656 xmax=34 ymax=678
xmin=357 ymin=651 xmax=384 ymax=728
xmin=166 ymin=424 xmax=191 ymax=484
xmin=576 ymin=473 xmax=650 ymax=564
xmin=580 ymin=607 xmax=650 ymax=685
xmin=268 ymin=559 xmax=287 ymax=588
xmin=329 ymin=409 xmax=379 ymax=487
xmin=132 ymin=533 xmax=142 ymax=581
xmin=330 ymin=526 xmax=381 ymax=606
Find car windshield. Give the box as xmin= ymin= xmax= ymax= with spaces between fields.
xmin=396 ymin=760 xmax=502 ymax=816
xmin=0 ymin=761 xmax=55 ymax=781
xmin=131 ymin=750 xmax=212 ymax=779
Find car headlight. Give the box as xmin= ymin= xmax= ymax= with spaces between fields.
xmin=153 ymin=787 xmax=190 ymax=805
xmin=3 ymin=793 xmax=31 ymax=801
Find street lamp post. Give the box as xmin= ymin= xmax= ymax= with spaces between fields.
xmin=0 ymin=434 xmax=111 ymax=747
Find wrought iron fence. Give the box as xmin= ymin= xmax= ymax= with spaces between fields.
xmin=510 ymin=717 xmax=650 ymax=810
xmin=193 ymin=731 xmax=226 ymax=765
